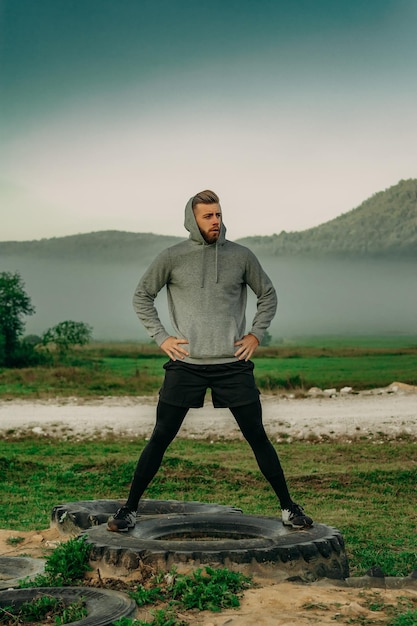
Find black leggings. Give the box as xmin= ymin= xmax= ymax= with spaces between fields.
xmin=126 ymin=399 xmax=292 ymax=511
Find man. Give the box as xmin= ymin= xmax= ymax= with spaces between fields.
xmin=107 ymin=190 xmax=313 ymax=532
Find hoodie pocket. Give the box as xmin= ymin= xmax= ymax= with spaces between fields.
xmin=186 ymin=316 xmax=238 ymax=359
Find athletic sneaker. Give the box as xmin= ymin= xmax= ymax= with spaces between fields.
xmin=107 ymin=506 xmax=136 ymax=532
xmin=281 ymin=503 xmax=313 ymax=529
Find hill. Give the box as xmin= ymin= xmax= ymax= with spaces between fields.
xmin=238 ymin=179 xmax=417 ymax=258
xmin=0 ymin=179 xmax=416 ymax=260
xmin=0 ymin=231 xmax=182 ymax=263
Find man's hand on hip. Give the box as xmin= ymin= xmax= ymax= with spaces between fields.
xmin=234 ymin=333 xmax=259 ymax=361
xmin=161 ymin=336 xmax=189 ymax=361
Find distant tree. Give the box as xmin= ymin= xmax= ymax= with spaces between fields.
xmin=0 ymin=271 xmax=35 ymax=365
xmin=42 ymin=320 xmax=93 ymax=356
xmin=22 ymin=334 xmax=43 ymax=346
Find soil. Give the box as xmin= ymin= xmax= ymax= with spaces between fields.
xmin=2 ymin=527 xmax=416 ymax=625
xmin=1 ymin=384 xmax=417 ymax=624
xmin=1 ymin=525 xmax=416 ymax=625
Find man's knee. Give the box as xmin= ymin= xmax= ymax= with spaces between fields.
xmin=245 ymin=427 xmax=269 ymax=446
xmin=149 ymin=424 xmax=177 ymax=446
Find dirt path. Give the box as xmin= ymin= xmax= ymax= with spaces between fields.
xmin=1 ymin=383 xmax=416 ymax=441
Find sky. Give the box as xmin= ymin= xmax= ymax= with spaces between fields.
xmin=1 ymin=0 xmax=417 ymax=242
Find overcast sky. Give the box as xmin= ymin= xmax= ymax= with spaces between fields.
xmin=1 ymin=0 xmax=417 ymax=242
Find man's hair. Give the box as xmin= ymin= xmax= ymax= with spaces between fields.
xmin=192 ymin=190 xmax=219 ymax=208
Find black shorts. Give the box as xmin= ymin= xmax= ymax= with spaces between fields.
xmin=159 ymin=360 xmax=260 ymax=408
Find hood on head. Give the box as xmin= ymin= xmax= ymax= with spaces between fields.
xmin=184 ymin=196 xmax=226 ymax=244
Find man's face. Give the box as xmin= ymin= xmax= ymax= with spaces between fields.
xmin=193 ymin=202 xmax=222 ymax=244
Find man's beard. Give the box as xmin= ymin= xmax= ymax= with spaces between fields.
xmin=201 ymin=230 xmax=220 ymax=244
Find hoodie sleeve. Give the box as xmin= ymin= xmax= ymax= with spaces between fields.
xmin=132 ymin=249 xmax=172 ymax=346
xmin=244 ymin=249 xmax=278 ymax=343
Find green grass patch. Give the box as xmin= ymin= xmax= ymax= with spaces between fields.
xmin=1 ymin=437 xmax=416 ymax=578
xmin=1 ymin=337 xmax=417 ymax=397
xmin=255 ymin=353 xmax=417 ymax=390
xmin=125 ymin=566 xmax=251 ymax=613
xmin=0 ymin=594 xmax=87 ymax=625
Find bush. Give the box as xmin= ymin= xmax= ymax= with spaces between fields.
xmin=5 ymin=341 xmax=49 ymax=367
xmin=21 ymin=536 xmax=92 ymax=587
xmin=43 ymin=320 xmax=93 ymax=358
xmin=23 ymin=334 xmax=43 ymax=346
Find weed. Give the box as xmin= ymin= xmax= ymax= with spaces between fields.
xmin=168 ymin=566 xmax=251 ymax=611
xmin=355 ymin=592 xmax=417 ymax=625
xmin=5 ymin=536 xmax=24 ymax=546
xmin=56 ymin=597 xmax=88 ymax=624
xmin=388 ymin=609 xmax=417 ymax=625
xmin=115 ymin=567 xmax=251 ymax=625
xmin=129 ymin=586 xmax=165 ymax=607
xmin=44 ymin=535 xmax=92 ymax=585
xmin=20 ymin=536 xmax=92 ymax=587
xmin=0 ymin=594 xmax=87 ymax=625
xmin=141 ymin=608 xmax=186 ymax=626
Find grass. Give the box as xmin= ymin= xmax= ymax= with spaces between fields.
xmin=255 ymin=353 xmax=417 ymax=390
xmin=0 ymin=437 xmax=416 ymax=578
xmin=1 ymin=335 xmax=417 ymax=398
xmin=0 ymin=595 xmax=87 ymax=625
xmin=127 ymin=566 xmax=251 ymax=612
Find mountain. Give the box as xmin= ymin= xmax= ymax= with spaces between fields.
xmin=0 ymin=231 xmax=182 ymax=263
xmin=238 ymin=179 xmax=417 ymax=258
xmin=1 ymin=179 xmax=416 ymax=260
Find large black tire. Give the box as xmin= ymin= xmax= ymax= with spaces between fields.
xmin=51 ymin=499 xmax=242 ymax=534
xmin=0 ymin=557 xmax=45 ymax=589
xmin=0 ymin=587 xmax=136 ymax=626
xmin=84 ymin=513 xmax=349 ymax=581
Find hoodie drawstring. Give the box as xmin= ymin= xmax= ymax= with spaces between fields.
xmin=200 ymin=245 xmax=205 ymax=288
xmin=215 ymin=243 xmax=219 ymax=284
xmin=200 ymin=243 xmax=219 ymax=287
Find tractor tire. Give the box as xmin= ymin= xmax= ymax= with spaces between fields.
xmin=51 ymin=498 xmax=242 ymax=534
xmin=0 ymin=586 xmax=136 ymax=626
xmin=0 ymin=556 xmax=45 ymax=589
xmin=84 ymin=513 xmax=349 ymax=581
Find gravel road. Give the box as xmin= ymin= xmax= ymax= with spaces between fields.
xmin=1 ymin=384 xmax=416 ymax=440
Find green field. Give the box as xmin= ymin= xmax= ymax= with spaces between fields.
xmin=1 ymin=436 xmax=416 ymax=579
xmin=1 ymin=335 xmax=416 ymax=397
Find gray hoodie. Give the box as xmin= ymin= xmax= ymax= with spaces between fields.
xmin=133 ymin=197 xmax=277 ymax=364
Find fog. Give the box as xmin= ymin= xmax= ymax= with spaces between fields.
xmin=1 ymin=255 xmax=416 ymax=341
